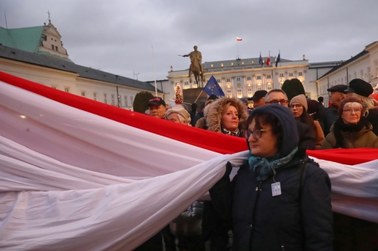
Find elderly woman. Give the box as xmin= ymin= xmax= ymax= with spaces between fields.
xmin=210 ymin=104 xmax=334 ymax=251
xmin=321 ymin=97 xmax=378 ymax=148
xmin=165 ymin=105 xmax=192 ymax=126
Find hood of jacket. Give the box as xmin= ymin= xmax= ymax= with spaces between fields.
xmin=206 ymin=97 xmax=249 ymax=133
xmin=249 ymin=104 xmax=299 ymax=158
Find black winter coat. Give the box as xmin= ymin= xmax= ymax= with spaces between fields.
xmin=323 ymin=106 xmax=338 ymax=135
xmin=210 ymin=156 xmax=333 ymax=251
xmin=367 ymin=108 xmax=378 ymax=135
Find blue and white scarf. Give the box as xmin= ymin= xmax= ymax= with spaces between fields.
xmin=248 ymin=147 xmax=298 ymax=181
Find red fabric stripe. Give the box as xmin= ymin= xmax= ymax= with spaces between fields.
xmin=0 ymin=71 xmax=247 ymax=154
xmin=2 ymin=71 xmax=378 ymax=162
xmin=307 ymin=148 xmax=378 ymax=165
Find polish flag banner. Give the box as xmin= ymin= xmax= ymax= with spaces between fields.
xmin=266 ymin=56 xmax=271 ymax=66
xmin=0 ymin=71 xmax=377 ymax=250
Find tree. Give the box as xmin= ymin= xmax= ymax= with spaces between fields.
xmin=133 ymin=91 xmax=154 ymax=113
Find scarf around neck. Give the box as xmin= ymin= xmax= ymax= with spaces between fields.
xmin=248 ymin=147 xmax=298 ymax=181
xmin=221 ymin=126 xmax=241 ymax=137
xmin=333 ymin=117 xmax=370 ymax=147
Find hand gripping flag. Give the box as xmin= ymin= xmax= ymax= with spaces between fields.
xmin=203 ymin=75 xmax=225 ymax=97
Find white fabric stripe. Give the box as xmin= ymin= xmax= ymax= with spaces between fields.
xmin=0 ymin=143 xmax=247 ymax=250
xmin=0 ymin=80 xmax=377 ymax=250
xmin=0 ymin=82 xmax=219 ymax=177
xmin=312 ymin=157 xmax=378 ymax=199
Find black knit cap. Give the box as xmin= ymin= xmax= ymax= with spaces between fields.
xmin=346 ymin=78 xmax=373 ymax=97
xmin=281 ymin=78 xmax=305 ymax=101
xmin=249 ymin=104 xmax=299 ymax=157
xmin=250 ymin=90 xmax=268 ymax=101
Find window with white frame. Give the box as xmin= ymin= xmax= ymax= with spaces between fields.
xmin=226 ymin=90 xmax=232 ymax=98
xmin=247 ymin=86 xmax=253 ymax=97
xmin=237 ymin=88 xmax=243 ymax=98
xmin=111 ymin=94 xmax=116 ymax=105
xmin=104 ymin=93 xmax=108 ymax=104
xmin=124 ymin=96 xmax=128 ymax=107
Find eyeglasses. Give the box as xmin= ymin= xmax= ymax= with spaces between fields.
xmin=266 ymin=99 xmax=288 ymax=105
xmin=289 ymin=104 xmax=303 ymax=109
xmin=343 ymin=108 xmax=362 ymax=113
xmin=246 ymin=128 xmax=268 ymax=139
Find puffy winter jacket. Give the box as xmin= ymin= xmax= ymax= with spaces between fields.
xmin=232 ymin=156 xmax=333 ymax=251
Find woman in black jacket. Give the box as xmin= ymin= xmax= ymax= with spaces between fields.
xmin=210 ymin=104 xmax=333 ymax=251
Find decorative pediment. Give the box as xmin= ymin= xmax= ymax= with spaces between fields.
xmin=39 ymin=21 xmax=68 ymax=58
xmin=43 ymin=23 xmax=62 ymax=39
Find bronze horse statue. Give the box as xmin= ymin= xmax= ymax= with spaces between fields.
xmin=189 ymin=60 xmax=205 ymax=87
xmin=183 ymin=45 xmax=205 ymax=87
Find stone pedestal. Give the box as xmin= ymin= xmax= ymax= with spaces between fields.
xmin=183 ymin=88 xmax=208 ymax=104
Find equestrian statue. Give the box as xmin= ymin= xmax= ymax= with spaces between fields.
xmin=182 ymin=45 xmax=205 ymax=86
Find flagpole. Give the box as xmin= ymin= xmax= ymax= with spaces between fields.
xmin=194 ymin=90 xmax=204 ymax=103
xmin=275 ymin=50 xmax=281 ymax=68
xmin=151 ymin=45 xmax=158 ymax=96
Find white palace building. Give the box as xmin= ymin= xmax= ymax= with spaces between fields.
xmin=168 ymin=42 xmax=378 ymax=106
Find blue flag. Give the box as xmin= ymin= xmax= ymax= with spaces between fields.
xmin=275 ymin=52 xmax=281 ymax=67
xmin=259 ymin=52 xmax=263 ymax=65
xmin=203 ymin=76 xmax=225 ymax=97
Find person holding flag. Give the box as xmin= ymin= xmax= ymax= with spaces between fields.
xmin=203 ymin=76 xmax=225 ymax=97
xmin=210 ymin=104 xmax=334 ymax=251
xmin=203 ymin=96 xmax=249 ymax=250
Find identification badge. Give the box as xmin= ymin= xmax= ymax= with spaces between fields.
xmin=271 ymin=182 xmax=282 ymax=197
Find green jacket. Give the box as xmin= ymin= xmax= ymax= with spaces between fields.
xmin=321 ymin=123 xmax=378 ymax=149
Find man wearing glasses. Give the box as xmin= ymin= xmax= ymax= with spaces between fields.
xmin=265 ymin=89 xmax=289 ymax=106
xmin=265 ymin=89 xmax=316 ymax=150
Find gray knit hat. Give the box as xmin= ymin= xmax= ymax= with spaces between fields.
xmin=290 ymin=94 xmax=308 ymax=111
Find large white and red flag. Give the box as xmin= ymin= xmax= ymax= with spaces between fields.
xmin=0 ymin=71 xmax=377 ymax=250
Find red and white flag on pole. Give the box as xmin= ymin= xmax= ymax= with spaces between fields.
xmin=0 ymin=71 xmax=377 ymax=250
xmin=266 ymin=54 xmax=271 ymax=66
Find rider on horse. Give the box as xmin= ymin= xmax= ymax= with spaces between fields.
xmin=183 ymin=45 xmax=205 ymax=84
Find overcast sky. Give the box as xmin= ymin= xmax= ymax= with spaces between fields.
xmin=1 ymin=0 xmax=377 ymax=81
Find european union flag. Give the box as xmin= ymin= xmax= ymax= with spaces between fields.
xmin=259 ymin=53 xmax=263 ymax=65
xmin=275 ymin=52 xmax=281 ymax=67
xmin=203 ymin=76 xmax=225 ymax=97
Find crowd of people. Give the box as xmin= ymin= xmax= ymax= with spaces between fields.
xmin=135 ymin=77 xmax=378 ymax=251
